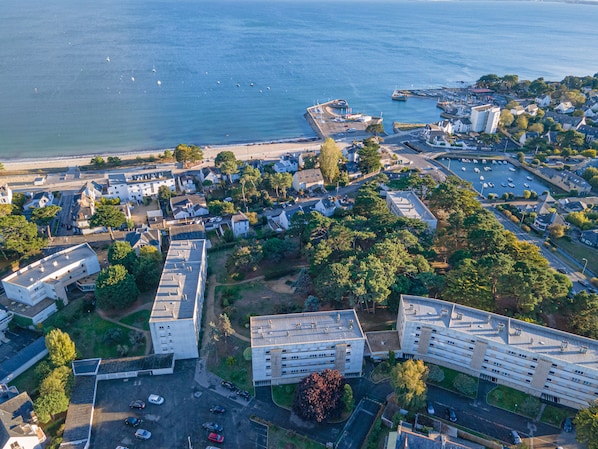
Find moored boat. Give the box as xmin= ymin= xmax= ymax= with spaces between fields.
xmin=392 ymin=89 xmax=408 ymax=101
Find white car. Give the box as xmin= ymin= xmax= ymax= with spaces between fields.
xmin=135 ymin=429 xmax=152 ymax=440
xmin=148 ymin=394 xmax=164 ymax=405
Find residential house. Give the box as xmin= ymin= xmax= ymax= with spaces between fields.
xmin=537 ymin=167 xmax=591 ymax=194
xmin=0 ymin=392 xmax=46 ymax=449
xmin=125 ymin=227 xmax=162 ymax=254
xmin=1 ymin=244 xmax=101 ymax=324
xmin=266 ymin=205 xmax=306 ymax=232
xmin=395 ymin=295 xmax=598 ymax=410
xmin=578 ymin=125 xmax=598 ymax=145
xmin=147 ymin=209 xmax=165 ymax=229
xmin=532 ymin=192 xmax=563 ymax=232
xmin=314 ymin=196 xmax=341 ymax=217
xmin=343 ymin=145 xmax=361 ymax=163
xmin=231 ymin=212 xmax=250 ymax=238
xmin=177 ymin=174 xmax=197 ymax=194
xmin=292 ymin=169 xmax=324 ymax=192
xmin=535 ymin=95 xmax=551 ymax=107
xmin=544 ymin=112 xmax=585 ymax=131
xmin=386 ymin=191 xmax=437 ymax=232
xmin=510 ymin=105 xmax=525 ymax=116
xmin=250 ymin=310 xmax=366 ymax=386
xmin=344 ymin=161 xmax=362 ymax=180
xmin=422 ymin=124 xmax=449 ymax=146
xmin=24 ymin=192 xmax=54 ymax=210
xmin=198 ymin=167 xmax=222 ymax=187
xmin=149 ymin=239 xmax=207 ymax=360
xmin=273 ymin=154 xmax=299 ymax=173
xmin=558 ymin=198 xmax=588 ymax=213
xmin=0 ymin=185 xmax=12 ymax=205
xmin=580 ymin=229 xmax=598 ymax=248
xmin=452 ymin=117 xmax=471 ymax=134
xmin=469 ymin=104 xmax=500 ymax=134
xmin=106 ymin=170 xmax=175 ymax=203
xmin=555 ymin=101 xmax=575 ymax=114
xmin=584 ymin=108 xmax=596 ymax=119
xmin=170 ymin=194 xmax=209 ymax=220
xmin=298 ymin=151 xmax=318 ymax=169
xmin=525 ymin=103 xmax=539 ymax=116
xmin=519 ymin=131 xmax=540 ymax=146
xmin=71 ymin=181 xmax=104 ymax=233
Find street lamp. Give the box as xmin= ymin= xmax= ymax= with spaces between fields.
xmin=582 ymin=258 xmax=588 ymax=276
xmin=514 ymin=403 xmax=518 ymax=413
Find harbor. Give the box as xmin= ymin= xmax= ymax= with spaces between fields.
xmin=305 ymin=99 xmax=383 ymax=139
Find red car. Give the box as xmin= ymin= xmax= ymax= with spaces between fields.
xmin=208 ymin=433 xmax=224 ymax=443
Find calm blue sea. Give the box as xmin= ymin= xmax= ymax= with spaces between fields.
xmin=1 ymin=0 xmax=598 ymax=159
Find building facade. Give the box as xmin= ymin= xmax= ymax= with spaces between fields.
xmin=250 ymin=310 xmax=366 ymax=386
xmin=107 ymin=170 xmax=175 ymax=202
xmin=149 ymin=239 xmax=207 ymax=360
xmin=397 ymin=295 xmax=598 ymax=410
xmin=469 ymin=104 xmax=500 ymax=134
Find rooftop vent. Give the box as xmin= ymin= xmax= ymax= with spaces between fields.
xmin=39 ymin=267 xmax=44 ymax=273
xmin=337 ymin=313 xmax=341 ymax=322
xmin=497 ymin=323 xmax=505 ymax=333
xmin=514 ymin=328 xmax=522 ymax=336
xmin=349 ymin=319 xmax=353 ymax=329
xmin=580 ymin=345 xmax=588 ymax=354
xmin=455 ymin=312 xmax=463 ymax=320
xmin=486 ymin=314 xmax=492 ymax=323
xmin=440 ymin=309 xmax=449 ymax=316
xmin=52 ymin=261 xmax=58 ymax=267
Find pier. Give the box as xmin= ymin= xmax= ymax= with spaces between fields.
xmin=305 ymin=100 xmax=382 ymax=139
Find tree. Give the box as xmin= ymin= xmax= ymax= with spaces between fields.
xmin=107 ymin=156 xmax=122 ymax=166
xmin=319 ymin=138 xmax=342 ymax=184
xmin=215 ymin=151 xmax=239 ymax=183
xmin=499 ymin=109 xmax=514 ymax=127
xmin=108 ymin=241 xmax=138 ymax=272
xmin=262 ymin=237 xmax=289 ymax=261
xmin=95 ymin=264 xmax=139 ymax=309
xmin=390 ymin=359 xmax=428 ymax=411
xmin=90 ymin=156 xmax=105 ymax=168
xmin=158 ymin=185 xmax=172 ymax=202
xmin=303 ymin=295 xmax=320 ymax=312
xmin=90 ymin=205 xmax=126 ymax=240
xmin=516 ymin=114 xmax=529 ymax=130
xmin=293 ymin=369 xmax=345 ymax=422
xmin=269 ymin=172 xmax=293 ymax=198
xmin=358 ymin=138 xmax=382 ymax=174
xmin=0 ymin=215 xmax=46 ymax=258
xmin=208 ymin=200 xmax=236 ymax=216
xmin=34 ymin=390 xmax=69 ymax=423
xmin=226 ymin=242 xmax=263 ymax=273
xmin=218 ymin=313 xmax=235 ymax=350
xmin=134 ymin=246 xmax=163 ymax=292
xmin=548 ymin=224 xmax=566 ymax=239
xmin=574 ymin=400 xmax=598 ymax=449
xmin=45 ymin=329 xmax=77 ymax=367
xmin=31 ymin=205 xmax=62 ymax=238
xmin=39 ymin=366 xmax=73 ymax=397
xmin=342 ymin=384 xmax=354 ymax=413
xmin=174 ymin=143 xmax=203 ymax=165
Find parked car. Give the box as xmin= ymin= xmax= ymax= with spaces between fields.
xmin=221 ymin=380 xmax=236 ymax=391
xmin=202 ymin=422 xmax=224 ymax=432
xmin=510 ymin=430 xmax=522 ymax=444
xmin=448 ymin=408 xmax=457 ymax=422
xmin=210 ymin=405 xmax=226 ymax=414
xmin=557 ymin=268 xmax=567 ymax=274
xmin=237 ymin=390 xmax=251 ymax=400
xmin=148 ymin=394 xmax=164 ymax=405
xmin=208 ymin=433 xmax=224 ymax=443
xmin=135 ymin=429 xmax=152 ymax=440
xmin=124 ymin=417 xmax=142 ymax=427
xmin=129 ymin=400 xmax=146 ymax=410
xmin=426 ymin=401 xmax=435 ymax=415
xmin=563 ymin=417 xmax=573 ymax=432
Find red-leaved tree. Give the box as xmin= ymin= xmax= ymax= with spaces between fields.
xmin=292 ymin=369 xmax=344 ymax=422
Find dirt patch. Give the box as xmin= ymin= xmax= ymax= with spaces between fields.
xmin=355 ymin=308 xmax=396 ymax=332
xmin=264 ymin=274 xmax=299 ymax=294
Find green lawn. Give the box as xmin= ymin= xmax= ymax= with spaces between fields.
xmin=541 ymin=404 xmax=572 ymax=427
xmin=427 ymin=364 xmax=478 ymax=398
xmin=371 ymin=361 xmax=393 ymax=383
xmin=486 ymin=385 xmax=539 ymax=418
xmin=265 ymin=423 xmax=325 ymax=449
xmin=209 ymin=337 xmax=253 ymax=393
xmin=552 ymin=237 xmax=598 ymax=276
xmin=272 ymin=384 xmax=297 ymax=410
xmin=120 ymin=309 xmax=151 ymax=331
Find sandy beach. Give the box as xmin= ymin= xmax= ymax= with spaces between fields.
xmin=1 ymin=139 xmax=325 ymax=173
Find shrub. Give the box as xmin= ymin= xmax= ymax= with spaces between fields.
xmin=427 ymin=364 xmax=445 ymax=383
xmin=452 ymin=373 xmax=478 ymax=397
xmin=103 ymin=328 xmax=123 ymax=344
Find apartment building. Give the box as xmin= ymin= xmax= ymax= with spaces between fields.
xmin=1 ymin=244 xmax=101 ymax=324
xmin=250 ymin=310 xmax=366 ymax=386
xmin=149 ymin=239 xmax=207 ymax=360
xmin=397 ymin=295 xmax=598 ymax=410
xmin=107 ymin=170 xmax=175 ymax=202
xmin=386 ymin=191 xmax=437 ymax=232
xmin=470 ymin=104 xmax=500 ymax=134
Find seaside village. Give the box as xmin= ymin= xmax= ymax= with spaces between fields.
xmin=2 ymin=74 xmax=598 ymax=449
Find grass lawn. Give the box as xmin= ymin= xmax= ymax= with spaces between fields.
xmin=552 ymin=237 xmax=598 ymax=275
xmin=120 ymin=309 xmax=151 ymax=330
xmin=427 ymin=364 xmax=478 ymax=398
xmin=267 ymin=423 xmax=325 ymax=449
xmin=208 ymin=337 xmax=253 ymax=393
xmin=208 ymin=249 xmax=233 ymax=283
xmin=541 ymin=404 xmax=571 ymax=427
xmin=371 ymin=361 xmax=393 ymax=383
xmin=272 ymin=384 xmax=297 ymax=410
xmin=486 ymin=385 xmax=539 ymax=418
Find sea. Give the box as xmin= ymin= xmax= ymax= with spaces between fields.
xmin=1 ymin=0 xmax=598 ymax=159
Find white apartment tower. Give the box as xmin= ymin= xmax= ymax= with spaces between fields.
xmin=470 ymin=104 xmax=501 ymax=134
xmin=149 ymin=239 xmax=207 ymax=360
xmin=251 ymin=310 xmax=366 ymax=386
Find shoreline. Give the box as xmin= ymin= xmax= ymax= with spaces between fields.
xmin=1 ymin=137 xmax=324 ymax=173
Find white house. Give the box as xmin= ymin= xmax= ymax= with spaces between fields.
xmin=149 ymin=239 xmax=207 ymax=360
xmin=231 ymin=212 xmax=250 ymax=238
xmin=0 ymin=185 xmax=12 ymax=205
xmin=452 ymin=118 xmax=471 ymax=134
xmin=470 ymin=104 xmax=501 ymax=134
xmin=273 ymin=155 xmax=299 ymax=173
xmin=292 ymin=169 xmax=324 ymax=192
xmin=177 ymin=175 xmax=197 ymax=194
xmin=24 ymin=192 xmax=54 ymax=210
xmin=170 ymin=194 xmax=209 ymax=219
xmin=386 ymin=191 xmax=437 ymax=232
xmin=198 ymin=167 xmax=222 ymax=186
xmin=396 ymin=295 xmax=598 ymax=410
xmin=0 ymin=392 xmax=46 ymax=449
xmin=250 ymin=310 xmax=366 ymax=386
xmin=1 ymin=244 xmax=101 ymax=324
xmin=525 ymin=104 xmax=539 ymax=116
xmin=125 ymin=227 xmax=162 ymax=254
xmin=106 ymin=170 xmax=175 ymax=203
xmin=535 ymin=95 xmax=551 ymax=108
xmin=555 ymin=101 xmax=575 ymax=114
xmin=314 ymin=196 xmax=341 ymax=217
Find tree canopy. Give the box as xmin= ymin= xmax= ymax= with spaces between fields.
xmin=319 ymin=138 xmax=342 ymax=184
xmin=95 ymin=264 xmax=139 ymax=309
xmin=390 ymin=359 xmax=429 ymax=411
xmin=90 ymin=205 xmax=126 ymax=239
xmin=357 ymin=138 xmax=382 ymax=174
xmin=0 ymin=215 xmax=46 ymax=257
xmin=293 ymin=369 xmax=345 ymax=422
xmin=174 ymin=143 xmax=203 ymax=164
xmin=45 ymin=329 xmax=77 ymax=367
xmin=574 ymin=400 xmax=598 ymax=449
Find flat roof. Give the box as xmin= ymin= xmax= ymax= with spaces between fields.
xmin=401 ymin=295 xmax=598 ymax=370
xmin=150 ymin=240 xmax=206 ymax=322
xmin=386 ymin=191 xmax=436 ymax=223
xmin=60 ymin=375 xmax=96 ymax=446
xmin=2 ymin=243 xmax=98 ymax=288
xmin=251 ymin=310 xmax=364 ymax=348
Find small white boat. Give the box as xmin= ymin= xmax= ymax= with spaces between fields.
xmin=524 ymin=183 xmax=530 ymax=188
xmin=153 ymin=66 xmax=157 ymax=73
xmin=473 ymin=159 xmax=478 ymax=163
xmin=461 ymin=167 xmax=466 ymax=171
xmin=157 ymin=80 xmax=162 ymax=86
xmin=106 ymin=56 xmax=110 ymax=63
xmin=483 ymin=182 xmax=489 ymax=188
xmin=480 ymin=175 xmax=485 ymax=180
xmin=484 ymin=167 xmax=491 ymax=171
xmin=507 ymin=177 xmax=513 ymax=182
xmin=474 ymin=167 xmax=481 ymax=173
xmin=501 ymin=182 xmax=508 ymax=187
xmin=509 ymin=167 xmax=516 ymax=172
xmin=492 ymin=160 xmax=497 ymax=164
xmin=488 ymin=182 xmax=495 ymax=188
xmin=508 ymin=183 xmax=515 ymax=188
xmin=482 ymin=159 xmax=487 ymax=164
xmin=527 ymin=176 xmax=533 ymax=181
xmin=131 ymin=76 xmax=135 ymax=82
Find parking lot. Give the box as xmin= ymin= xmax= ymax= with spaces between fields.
xmin=90 ymin=360 xmax=254 ymax=449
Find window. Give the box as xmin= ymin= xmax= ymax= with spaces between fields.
xmin=575 ymin=369 xmax=584 ymax=375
